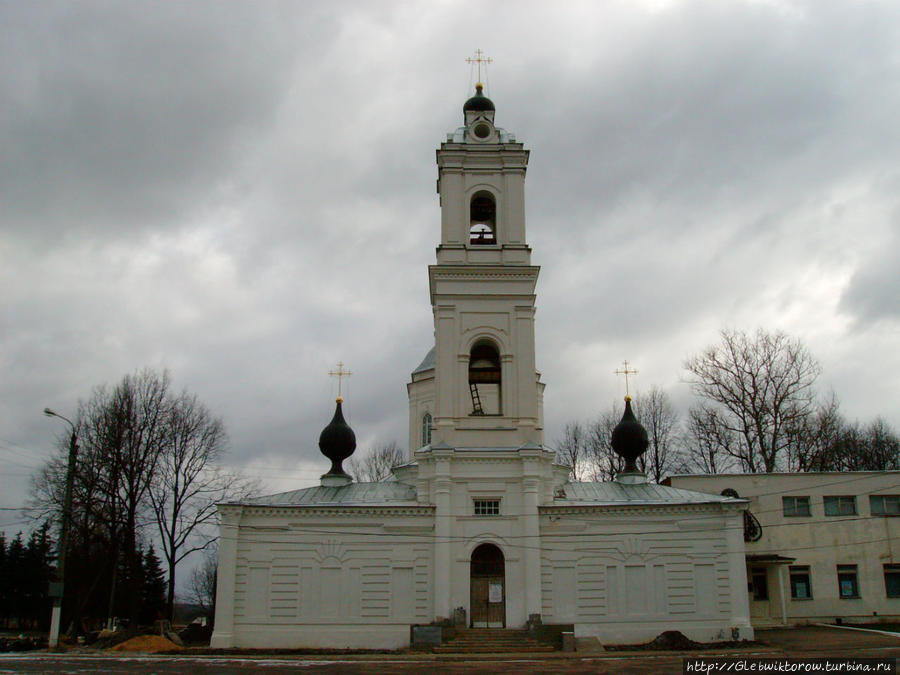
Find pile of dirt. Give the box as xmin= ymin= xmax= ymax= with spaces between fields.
xmin=607 ymin=630 xmax=749 ymax=652
xmin=110 ymin=634 xmax=182 ymax=653
xmin=648 ymin=631 xmax=702 ymax=650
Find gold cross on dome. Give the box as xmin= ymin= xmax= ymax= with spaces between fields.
xmin=329 ymin=361 xmax=352 ymax=400
xmin=466 ymin=49 xmax=492 ymax=83
xmin=615 ymin=360 xmax=639 ymax=398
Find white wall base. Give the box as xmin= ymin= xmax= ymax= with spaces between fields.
xmin=575 ymin=620 xmax=754 ymax=645
xmin=215 ymin=624 xmax=410 ymax=649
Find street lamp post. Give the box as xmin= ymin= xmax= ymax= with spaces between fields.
xmin=43 ymin=407 xmax=78 ymax=649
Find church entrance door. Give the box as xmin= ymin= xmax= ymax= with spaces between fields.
xmin=470 ymin=543 xmax=505 ymax=628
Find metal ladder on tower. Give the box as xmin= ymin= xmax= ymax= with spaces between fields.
xmin=470 ymin=382 xmax=484 ymax=415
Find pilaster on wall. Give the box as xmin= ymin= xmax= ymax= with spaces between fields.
xmin=726 ymin=509 xmax=753 ymax=637
xmin=522 ymin=476 xmax=542 ymax=617
xmin=432 ymin=455 xmax=453 ymax=620
xmin=210 ymin=507 xmax=241 ymax=648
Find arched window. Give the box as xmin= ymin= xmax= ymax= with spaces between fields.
xmin=469 ymin=341 xmax=501 ymax=415
xmin=469 ymin=191 xmax=496 ymax=245
xmin=422 ymin=412 xmax=432 ymax=446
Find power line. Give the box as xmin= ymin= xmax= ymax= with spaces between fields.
xmin=215 ymin=526 xmax=900 ymax=557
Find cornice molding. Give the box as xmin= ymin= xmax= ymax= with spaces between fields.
xmin=430 ymin=267 xmax=539 ymax=281
xmin=539 ymin=502 xmax=746 ymax=516
xmin=236 ymin=505 xmax=435 ymax=518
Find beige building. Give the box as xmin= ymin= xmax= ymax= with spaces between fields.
xmin=666 ymin=472 xmax=900 ymax=627
xmin=210 ymin=84 xmax=755 ymax=650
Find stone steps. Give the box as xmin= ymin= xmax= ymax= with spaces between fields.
xmin=432 ymin=628 xmax=557 ymax=653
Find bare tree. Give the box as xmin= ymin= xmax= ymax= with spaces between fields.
xmin=862 ymin=417 xmax=900 ymax=470
xmin=685 ymin=404 xmax=740 ymax=473
xmin=785 ymin=393 xmax=843 ymax=472
xmin=31 ymin=370 xmax=171 ymax=630
xmin=111 ymin=370 xmax=171 ymax=625
xmin=148 ymin=391 xmax=258 ymax=621
xmin=630 ymin=387 xmax=685 ymax=482
xmin=188 ymin=546 xmax=217 ymax=619
xmin=555 ymin=421 xmax=589 ymax=480
xmin=585 ymin=404 xmax=624 ymax=481
xmin=31 ymin=368 xmax=245 ymax=631
xmin=800 ymin=413 xmax=900 ymax=472
xmin=684 ymin=328 xmax=821 ymax=473
xmin=346 ymin=441 xmax=405 ymax=482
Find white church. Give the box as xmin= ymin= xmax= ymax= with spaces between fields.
xmin=211 ymin=82 xmax=754 ymax=650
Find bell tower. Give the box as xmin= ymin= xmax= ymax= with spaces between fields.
xmin=425 ymin=81 xmax=544 ymax=450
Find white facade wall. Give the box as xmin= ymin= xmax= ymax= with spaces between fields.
xmin=668 ymin=472 xmax=900 ymax=626
xmin=211 ymin=455 xmax=755 ymax=649
xmin=538 ymin=504 xmax=752 ymax=643
xmin=212 ymin=504 xmax=435 ymax=649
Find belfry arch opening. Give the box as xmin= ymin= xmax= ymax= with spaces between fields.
xmin=469 ymin=191 xmax=496 ymax=245
xmin=469 ymin=341 xmax=501 ymax=415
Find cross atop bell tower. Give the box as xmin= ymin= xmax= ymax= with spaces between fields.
xmin=466 ymin=48 xmax=492 ymax=85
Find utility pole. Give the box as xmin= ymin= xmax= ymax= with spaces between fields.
xmin=44 ymin=408 xmax=78 ymax=649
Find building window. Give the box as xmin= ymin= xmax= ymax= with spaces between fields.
xmin=789 ymin=566 xmax=812 ymax=600
xmin=870 ymin=495 xmax=900 ymax=516
xmin=782 ymin=496 xmax=811 ymax=517
xmin=751 ymin=568 xmax=769 ymax=601
xmin=823 ymin=496 xmax=857 ymax=516
xmin=837 ymin=565 xmax=860 ymax=599
xmin=885 ymin=565 xmax=900 ymax=598
xmin=422 ymin=412 xmax=432 ymax=446
xmin=473 ymin=499 xmax=500 ymax=516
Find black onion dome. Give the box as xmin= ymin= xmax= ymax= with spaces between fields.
xmin=463 ymin=83 xmax=495 ymax=113
xmin=611 ymin=397 xmax=649 ymax=473
xmin=318 ymin=399 xmax=356 ymax=476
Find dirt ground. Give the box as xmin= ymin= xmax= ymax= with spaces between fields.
xmin=0 ymin=625 xmax=896 ymax=675
xmin=755 ymin=624 xmax=900 ymax=653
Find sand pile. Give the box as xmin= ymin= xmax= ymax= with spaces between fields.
xmin=110 ymin=634 xmax=182 ymax=653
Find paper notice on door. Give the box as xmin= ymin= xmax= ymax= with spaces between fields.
xmin=489 ymin=582 xmax=502 ymax=603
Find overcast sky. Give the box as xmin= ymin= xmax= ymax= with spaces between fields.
xmin=2 ymin=0 xmax=899 ymax=534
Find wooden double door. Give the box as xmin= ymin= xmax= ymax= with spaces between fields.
xmin=470 ymin=543 xmax=505 ymax=628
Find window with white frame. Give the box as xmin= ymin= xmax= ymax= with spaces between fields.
xmin=870 ymin=495 xmax=900 ymax=516
xmin=473 ymin=499 xmax=500 ymax=516
xmin=837 ymin=564 xmax=860 ymax=599
xmin=823 ymin=495 xmax=856 ymax=516
xmin=885 ymin=564 xmax=900 ymax=598
xmin=782 ymin=496 xmax=811 ymax=517
xmin=789 ymin=566 xmax=812 ymax=600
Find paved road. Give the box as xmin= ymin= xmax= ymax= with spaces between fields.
xmin=0 ymin=626 xmax=896 ymax=674
xmin=0 ymin=653 xmax=735 ymax=674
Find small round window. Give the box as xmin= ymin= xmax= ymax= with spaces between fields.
xmin=473 ymin=122 xmax=491 ymax=139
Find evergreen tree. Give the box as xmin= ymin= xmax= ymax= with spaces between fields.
xmin=25 ymin=522 xmax=54 ymax=630
xmin=7 ymin=533 xmax=26 ymax=627
xmin=0 ymin=533 xmax=7 ymax=628
xmin=141 ymin=544 xmax=166 ymax=626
